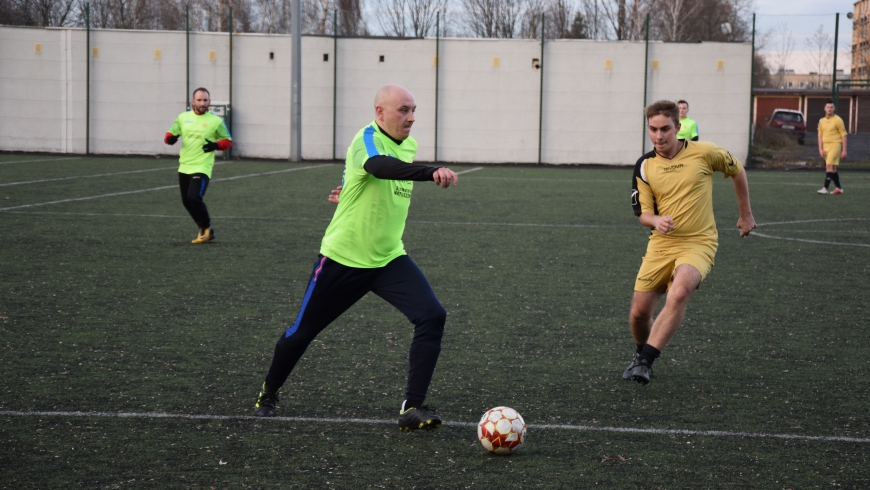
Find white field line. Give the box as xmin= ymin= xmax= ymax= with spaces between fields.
xmin=756 ymin=218 xmax=870 ymax=227
xmin=0 ymin=164 xmax=335 ymax=212
xmin=2 ymin=210 xmax=639 ymax=230
xmin=0 ymin=410 xmax=866 ymax=444
xmin=455 ymin=167 xmax=484 ymax=175
xmin=463 ymin=176 xmax=870 ymax=187
xmin=751 ymin=218 xmax=870 ymax=247
xmin=0 ymin=161 xmax=233 ymax=187
xmin=0 ymin=157 xmax=81 ymax=165
xmin=751 ymin=232 xmax=870 ymax=247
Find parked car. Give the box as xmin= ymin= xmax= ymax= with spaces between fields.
xmin=766 ymin=108 xmax=806 ymax=145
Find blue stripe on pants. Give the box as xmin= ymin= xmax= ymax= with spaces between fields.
xmin=284 ymin=256 xmax=328 ymax=338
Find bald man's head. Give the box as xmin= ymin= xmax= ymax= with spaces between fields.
xmin=374 ymin=84 xmax=416 ymax=141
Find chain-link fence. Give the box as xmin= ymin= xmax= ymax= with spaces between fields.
xmin=750 ymin=13 xmax=870 ymax=166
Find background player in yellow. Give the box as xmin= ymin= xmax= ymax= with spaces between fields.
xmin=676 ymin=100 xmax=699 ymax=141
xmin=816 ymin=100 xmax=847 ymax=195
xmin=625 ymin=100 xmax=756 ymax=385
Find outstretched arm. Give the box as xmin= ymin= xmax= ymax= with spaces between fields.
xmin=732 ymin=170 xmax=756 ymax=237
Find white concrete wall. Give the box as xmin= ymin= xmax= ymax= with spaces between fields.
xmin=0 ymin=26 xmax=751 ymax=164
xmin=0 ymin=27 xmax=87 ymax=153
xmin=646 ymin=41 xmax=752 ymax=160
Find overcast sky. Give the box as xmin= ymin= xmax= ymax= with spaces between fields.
xmin=752 ymin=0 xmax=857 ymax=73
xmin=752 ymin=0 xmax=856 ymax=16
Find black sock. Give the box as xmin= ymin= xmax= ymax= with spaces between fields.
xmin=403 ymin=399 xmax=422 ymax=411
xmin=637 ymin=344 xmax=661 ymax=366
xmin=831 ymin=172 xmax=841 ymax=189
xmin=824 ymin=172 xmax=832 ymax=189
xmin=263 ymin=381 xmax=281 ymax=394
xmin=635 ymin=344 xmax=644 ymax=354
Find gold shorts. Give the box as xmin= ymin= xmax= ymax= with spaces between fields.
xmin=634 ymin=241 xmax=716 ymax=292
xmin=823 ymin=143 xmax=841 ymax=165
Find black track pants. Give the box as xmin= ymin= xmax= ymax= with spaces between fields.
xmin=179 ymin=172 xmax=210 ymax=229
xmin=264 ymin=254 xmax=446 ymax=404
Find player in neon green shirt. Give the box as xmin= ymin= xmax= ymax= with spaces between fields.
xmin=164 ymin=87 xmax=232 ymax=244
xmin=254 ymin=85 xmax=459 ymax=432
xmin=677 ymin=100 xmax=699 ymax=141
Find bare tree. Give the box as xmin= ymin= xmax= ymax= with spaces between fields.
xmin=654 ymin=0 xmax=699 ymax=41
xmin=301 ymin=0 xmax=333 ymax=34
xmin=461 ymin=0 xmax=526 ymax=39
xmin=8 ymin=0 xmax=78 ymax=26
xmin=597 ymin=0 xmax=653 ymax=41
xmin=805 ymin=24 xmax=834 ymax=88
xmin=579 ymin=0 xmax=605 ymax=39
xmin=373 ymin=0 xmax=447 ymax=37
xmin=546 ymin=0 xmax=577 ymax=39
xmin=676 ymin=0 xmax=752 ymax=42
xmin=768 ymin=22 xmax=795 ymax=88
xmin=337 ymin=0 xmax=366 ymax=35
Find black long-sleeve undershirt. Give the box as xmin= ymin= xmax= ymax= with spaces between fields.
xmin=363 ymin=155 xmax=439 ymax=181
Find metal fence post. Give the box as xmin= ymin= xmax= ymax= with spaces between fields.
xmin=229 ymin=6 xmax=233 ymax=158
xmin=642 ymin=12 xmax=649 ymax=154
xmin=435 ymin=11 xmax=440 ymax=164
xmin=833 ymin=12 xmax=839 ymax=110
xmin=332 ymin=9 xmax=338 ymax=161
xmin=186 ymin=5 xmax=190 ymax=111
xmin=85 ymin=3 xmax=91 ymax=155
xmin=537 ymin=12 xmax=544 ymax=165
xmin=748 ymin=13 xmax=755 ymax=162
xmin=290 ymin=0 xmax=302 ymax=161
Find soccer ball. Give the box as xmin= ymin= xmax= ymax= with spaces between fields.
xmin=477 ymin=406 xmax=526 ymax=455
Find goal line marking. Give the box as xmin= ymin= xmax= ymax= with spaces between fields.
xmin=0 ymin=410 xmax=866 ymax=444
xmin=0 ymin=164 xmax=335 ymax=212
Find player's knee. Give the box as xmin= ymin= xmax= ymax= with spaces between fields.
xmin=629 ymin=307 xmax=652 ymax=326
xmin=666 ymin=285 xmax=693 ymax=306
xmin=417 ymin=304 xmax=446 ymax=337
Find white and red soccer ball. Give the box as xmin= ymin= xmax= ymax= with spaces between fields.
xmin=477 ymin=406 xmax=526 ymax=455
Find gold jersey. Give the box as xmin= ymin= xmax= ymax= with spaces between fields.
xmin=817 ymin=115 xmax=847 ymax=144
xmin=631 ymin=140 xmax=743 ymax=246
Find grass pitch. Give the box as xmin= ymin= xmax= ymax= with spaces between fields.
xmin=0 ymin=155 xmax=868 ymax=488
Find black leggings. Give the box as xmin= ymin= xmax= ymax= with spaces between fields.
xmin=178 ymin=172 xmax=210 ymax=229
xmin=264 ymin=254 xmax=446 ymax=404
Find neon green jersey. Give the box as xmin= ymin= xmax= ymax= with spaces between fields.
xmin=168 ymin=110 xmax=231 ymax=178
xmin=320 ymin=121 xmax=419 ymax=268
xmin=677 ymin=117 xmax=698 ymax=140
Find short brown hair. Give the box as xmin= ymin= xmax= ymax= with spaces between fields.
xmin=645 ymin=100 xmax=680 ymax=126
xmin=192 ymin=87 xmax=210 ymax=98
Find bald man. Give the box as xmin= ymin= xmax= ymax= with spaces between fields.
xmin=254 ymin=84 xmax=458 ymax=432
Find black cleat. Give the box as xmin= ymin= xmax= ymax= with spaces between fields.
xmin=630 ymin=360 xmax=653 ymax=385
xmin=398 ymin=406 xmax=441 ymax=431
xmin=623 ymin=353 xmax=640 ymax=380
xmin=254 ymin=383 xmax=279 ymax=417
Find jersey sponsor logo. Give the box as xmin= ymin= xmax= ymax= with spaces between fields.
xmin=662 ymin=163 xmax=684 ymax=172
xmin=184 ymin=120 xmax=193 ymax=124
xmin=393 ymin=184 xmax=412 ymax=199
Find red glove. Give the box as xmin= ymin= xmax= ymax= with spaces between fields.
xmin=216 ymin=139 xmax=233 ymax=151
